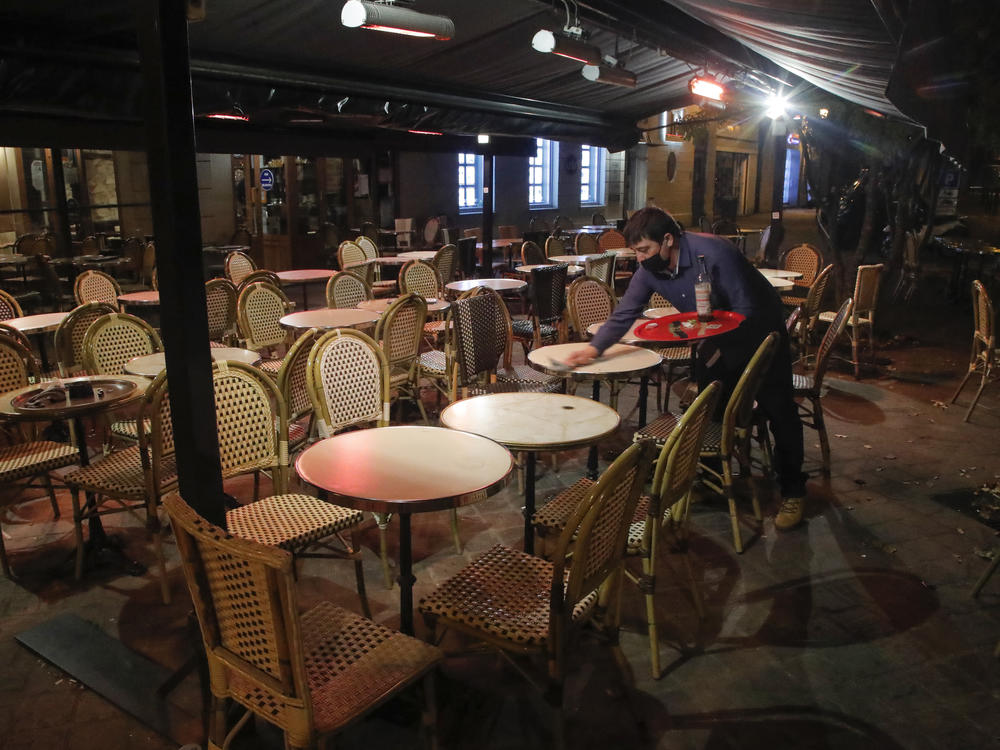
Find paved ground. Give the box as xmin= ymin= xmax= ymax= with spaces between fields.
xmin=0 ymin=208 xmax=997 ymax=749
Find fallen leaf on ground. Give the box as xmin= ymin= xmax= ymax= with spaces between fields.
xmin=974 ymin=548 xmax=996 ymax=561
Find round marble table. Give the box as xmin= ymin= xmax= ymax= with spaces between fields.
xmin=296 ymin=425 xmax=513 ymax=634
xmin=276 ymin=269 xmax=335 ymax=310
xmin=445 ymin=278 xmax=526 ymax=294
xmin=396 ymin=250 xmax=438 ymax=260
xmin=758 ymin=268 xmax=803 ymax=279
xmin=765 ymin=276 xmax=794 ymax=290
xmin=644 ymin=305 xmax=682 ymax=319
xmin=357 ymin=296 xmax=450 ymax=314
xmin=515 ymin=264 xmax=583 ymax=275
xmin=118 ymin=291 xmax=160 ymax=306
xmin=439 ymin=392 xmax=619 ymax=555
xmin=279 ymin=308 xmax=380 ymax=331
xmin=6 ymin=311 xmax=69 ymax=371
xmin=124 ymin=347 xmax=261 ymax=378
xmin=549 ymin=254 xmax=601 ymax=264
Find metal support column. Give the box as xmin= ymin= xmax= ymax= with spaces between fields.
xmin=137 ymin=0 xmax=225 ymax=526
xmin=480 ymin=154 xmax=494 ymax=276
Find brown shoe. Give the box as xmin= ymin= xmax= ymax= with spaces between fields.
xmin=774 ymin=496 xmax=804 ymax=530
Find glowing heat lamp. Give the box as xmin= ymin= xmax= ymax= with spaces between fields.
xmin=341 ymin=1 xmax=454 ymax=40
xmin=765 ymin=93 xmax=788 ymax=119
xmin=689 ymin=77 xmax=725 ymax=101
xmin=206 ymin=104 xmax=249 ymax=122
xmin=408 ymin=129 xmax=443 ymax=136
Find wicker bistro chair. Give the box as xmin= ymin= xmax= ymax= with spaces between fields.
xmin=574 ymin=231 xmax=599 ymax=255
xmin=521 ymin=240 xmax=547 ymax=267
xmin=598 ymin=229 xmax=632 ymax=287
xmin=237 ymin=269 xmax=281 ymax=293
xmin=779 ymin=243 xmax=822 ymax=306
xmin=277 ymin=328 xmax=322 ymax=456
xmin=566 ymin=276 xmax=615 ymax=341
xmin=236 ymin=281 xmax=295 ymax=377
xmin=204 ymin=278 xmax=238 ymax=346
xmin=374 ymin=293 xmax=430 ymax=425
xmin=544 ymin=235 xmax=566 ymax=259
xmin=164 ymin=493 xmax=442 ymax=750
xmin=0 ymin=288 xmax=23 ymax=321
xmin=419 ymin=439 xmax=657 ymax=750
xmin=305 ymin=328 xmax=398 ymax=588
xmin=0 ymin=336 xmax=77 ymax=577
xmin=325 ymin=271 xmax=372 ymax=309
xmin=951 ymin=280 xmax=998 ymax=421
xmin=224 ymin=250 xmax=256 ymax=287
xmin=140 ymin=242 xmax=156 ymax=287
xmin=431 ymin=243 xmax=458 ymax=285
xmin=53 ymin=301 xmax=118 ymax=376
xmin=584 ymin=252 xmax=616 ymax=288
xmin=356 ymin=235 xmax=397 ymax=297
xmin=512 ymin=263 xmax=569 ymax=356
xmin=790 ymin=263 xmax=834 ymax=366
xmin=796 ymin=298 xmax=852 ymax=475
xmin=817 ymin=263 xmax=883 ymax=379
xmin=449 ymin=288 xmax=562 ymax=401
xmin=337 ymin=241 xmax=377 ymax=293
xmin=399 ymin=260 xmax=448 ymax=345
xmin=635 ymin=333 xmax=779 ymax=554
xmin=209 ymin=361 xmax=372 ymax=616
xmin=74 ymin=269 xmax=122 ymax=308
xmin=534 ymin=383 xmax=720 ymax=678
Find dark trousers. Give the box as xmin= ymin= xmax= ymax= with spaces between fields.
xmin=696 ymin=321 xmax=806 ymax=498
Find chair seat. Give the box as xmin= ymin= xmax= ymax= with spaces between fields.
xmin=208 ymin=340 xmax=227 ymax=349
xmin=418 ymin=349 xmax=447 ymax=375
xmin=423 ymin=320 xmax=449 ymax=334
xmin=288 ymin=419 xmax=309 ymax=450
xmin=496 ymin=364 xmax=562 ymax=392
xmin=223 ymin=600 xmax=441 ymax=735
xmin=226 ymin=494 xmax=364 ymax=550
xmin=418 ymin=544 xmax=597 ymax=647
xmin=654 ymin=345 xmax=692 ymax=362
xmin=0 ymin=441 xmax=78 ymax=482
xmin=110 ymin=418 xmax=146 ymax=442
xmin=64 ymin=446 xmax=178 ymax=499
xmin=780 ymin=294 xmax=806 ymax=307
xmin=511 ymin=319 xmax=558 ymax=342
xmin=817 ymin=310 xmax=871 ymax=326
xmin=372 ymin=280 xmax=397 ymax=297
xmin=633 ymin=412 xmax=681 ymax=443
xmin=792 ymin=372 xmax=816 ymax=393
xmin=532 ymin=477 xmax=593 ymax=536
xmin=625 ymin=494 xmax=675 ymax=550
xmin=257 ymin=357 xmax=283 ymax=376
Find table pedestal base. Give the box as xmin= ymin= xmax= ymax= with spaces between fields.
xmin=398 ymin=514 xmax=416 ymax=635
xmin=524 ymin=451 xmax=537 ymax=554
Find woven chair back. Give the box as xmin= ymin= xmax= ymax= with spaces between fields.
xmin=238 ymin=269 xmax=281 ymax=293
xmin=552 ymin=440 xmax=656 ymax=638
xmin=566 ymin=277 xmax=615 ymax=337
xmin=204 ymin=279 xmax=238 ymax=344
xmin=521 ymin=241 xmax=546 ymax=266
xmin=0 ymin=335 xmax=37 ymax=394
xmin=802 ymin=264 xmax=834 ymax=319
xmin=721 ymin=333 xmax=778 ymax=452
xmin=82 ymin=312 xmax=163 ymax=375
xmin=326 ymin=271 xmax=372 ymax=309
xmin=530 ymin=264 xmax=568 ymax=324
xmin=162 ymin=493 xmax=307 ymax=713
xmin=972 ymin=280 xmax=995 ymax=349
xmin=0 ymin=288 xmax=23 ymax=321
xmin=399 ymin=260 xmax=441 ymax=298
xmin=813 ymin=298 xmax=853 ymax=387
xmin=575 ymin=232 xmax=599 ymax=254
xmin=853 ymin=263 xmax=884 ymax=318
xmin=54 ymin=301 xmax=118 ymax=376
xmin=649 ymin=382 xmax=721 ymax=530
xmin=0 ymin=323 xmax=32 ymax=353
xmin=592 ymin=212 xmax=608 ymax=225
xmin=278 ymin=327 xmax=321 ymax=430
xmin=224 ymin=250 xmax=256 ymax=287
xmin=237 ymin=282 xmax=293 ymax=351
xmin=423 ymin=216 xmax=441 ymax=247
xmin=337 ymin=240 xmax=367 ymax=270
xmin=781 ymin=244 xmax=822 ymax=287
xmin=375 ymin=293 xmax=427 ymax=376
xmin=359 ymin=221 xmax=379 ymax=244
xmin=74 ymin=269 xmax=121 ymax=307
xmin=141 ymin=243 xmax=156 ymax=286
xmin=210 ymin=361 xmax=287 ymax=489
xmin=432 ymin=243 xmax=457 ymax=284
xmin=544 ymin=236 xmax=566 ymax=258
xmin=306 ymin=328 xmax=390 ymax=438
xmin=356 ymin=235 xmax=379 ymax=261
xmin=584 ymin=252 xmax=616 ymax=287
xmin=451 ymin=291 xmax=510 ymax=386
xmin=649 ymin=292 xmax=671 ymax=309
xmin=598 ymin=229 xmax=626 ymax=252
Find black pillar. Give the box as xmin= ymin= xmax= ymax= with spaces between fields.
xmin=50 ymin=149 xmax=74 ymax=255
xmin=480 ymin=154 xmax=494 ymax=276
xmin=137 ymin=0 xmax=225 ymax=526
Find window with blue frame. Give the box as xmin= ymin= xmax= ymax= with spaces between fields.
xmin=458 ymin=152 xmax=483 ymax=211
xmin=580 ymin=145 xmax=606 ymax=205
xmin=528 ymin=138 xmax=558 ymax=207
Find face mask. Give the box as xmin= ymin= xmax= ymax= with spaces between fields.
xmin=641 ymin=252 xmax=674 ymax=278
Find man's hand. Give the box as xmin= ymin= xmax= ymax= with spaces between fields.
xmin=563 ymin=345 xmax=600 ymax=367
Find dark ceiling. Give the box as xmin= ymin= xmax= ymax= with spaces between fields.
xmin=0 ymin=0 xmax=982 ymax=153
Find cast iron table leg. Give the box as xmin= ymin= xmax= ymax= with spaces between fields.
xmin=398 ymin=513 xmax=416 ymax=635
xmin=587 ymin=380 xmax=601 ymax=479
xmin=638 ymin=374 xmax=649 ymax=427
xmin=523 ymin=451 xmax=536 ymax=554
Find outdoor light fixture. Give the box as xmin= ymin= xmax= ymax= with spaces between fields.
xmin=764 ymin=93 xmax=788 ymax=119
xmin=819 ymin=107 xmax=829 ymax=118
xmin=581 ymin=58 xmax=637 ymax=88
xmin=407 ymin=129 xmax=443 ymax=135
xmin=531 ymin=29 xmax=603 ymax=64
xmin=689 ymin=76 xmax=725 ymax=101
xmin=206 ymin=103 xmax=249 ymax=122
xmin=477 ymin=134 xmax=490 ymax=144
xmin=341 ymin=1 xmax=454 ymax=40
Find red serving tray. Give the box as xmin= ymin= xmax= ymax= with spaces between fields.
xmin=634 ymin=310 xmax=745 ymax=342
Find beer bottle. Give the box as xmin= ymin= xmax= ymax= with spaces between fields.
xmin=695 ymin=254 xmax=712 ymax=322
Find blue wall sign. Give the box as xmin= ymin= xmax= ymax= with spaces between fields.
xmin=259 ymin=168 xmax=274 ymax=191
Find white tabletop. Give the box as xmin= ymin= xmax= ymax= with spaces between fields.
xmin=276 ymin=269 xmax=335 ymax=283
xmin=758 ymin=268 xmax=803 ymax=279
xmin=766 ymin=276 xmax=795 ymax=290
xmin=118 ymin=291 xmax=160 ymax=306
xmin=396 ymin=250 xmax=438 ymax=260
xmin=440 ymin=392 xmax=620 ymax=452
xmin=549 ymin=254 xmax=600 ymax=264
xmin=279 ymin=308 xmax=380 ymax=330
xmin=528 ymin=342 xmax=662 ymax=378
xmin=515 ymin=264 xmax=583 ymax=275
xmin=357 ymin=296 xmax=450 ymax=313
xmin=643 ymin=306 xmax=682 ymax=319
xmin=296 ymin=425 xmax=513 ymax=514
xmin=6 ymin=312 xmax=68 ymax=334
xmin=124 ymin=348 xmax=261 ymax=377
xmin=476 ymin=238 xmax=523 ymax=249
xmin=445 ymin=278 xmax=526 ymax=293
xmin=586 ymin=319 xmax=649 ymax=345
